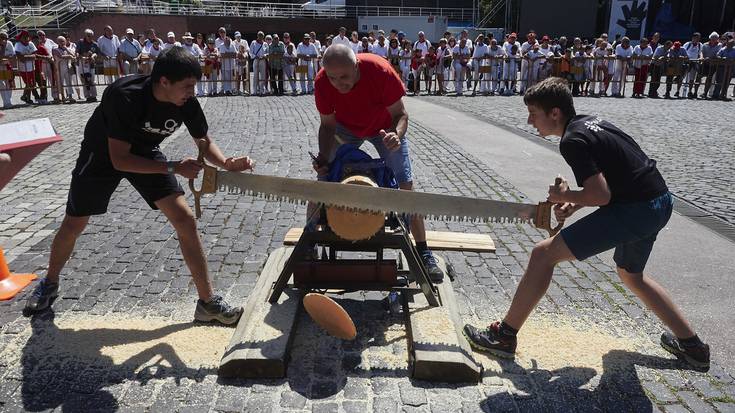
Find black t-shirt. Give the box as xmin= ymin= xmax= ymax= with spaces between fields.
xmin=82 ymin=74 xmax=208 ymax=161
xmin=560 ymin=115 xmax=668 ymax=203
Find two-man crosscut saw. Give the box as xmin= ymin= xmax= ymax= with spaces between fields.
xmin=188 ymin=141 xmax=564 ymax=236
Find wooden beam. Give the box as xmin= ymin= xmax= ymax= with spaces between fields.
xmin=283 ymin=228 xmax=495 ymax=252
xmin=218 ymin=247 xmax=302 ymax=378
xmin=405 ymin=257 xmax=483 ymax=383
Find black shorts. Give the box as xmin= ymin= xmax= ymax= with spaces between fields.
xmin=66 ymin=149 xmax=184 ymax=217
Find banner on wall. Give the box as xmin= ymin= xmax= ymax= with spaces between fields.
xmin=609 ymin=0 xmax=649 ymax=41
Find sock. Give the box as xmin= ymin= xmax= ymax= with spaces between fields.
xmin=415 ymin=241 xmax=429 ymax=253
xmin=679 ymin=334 xmax=704 ymax=348
xmin=499 ymin=321 xmax=518 ymax=337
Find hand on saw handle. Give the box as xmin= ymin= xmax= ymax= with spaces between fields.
xmin=379 ymin=129 xmax=401 ymax=152
xmin=547 ymin=176 xmax=568 ymax=234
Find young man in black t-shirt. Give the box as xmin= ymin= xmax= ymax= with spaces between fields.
xmin=463 ymin=77 xmax=710 ymax=370
xmin=26 ymin=47 xmax=254 ymax=325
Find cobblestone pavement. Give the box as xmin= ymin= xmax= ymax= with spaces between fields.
xmin=417 ymin=93 xmax=735 ymax=228
xmin=1 ymin=96 xmax=735 ymax=412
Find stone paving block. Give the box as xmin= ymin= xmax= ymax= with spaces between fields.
xmin=677 ymin=390 xmax=717 ymax=413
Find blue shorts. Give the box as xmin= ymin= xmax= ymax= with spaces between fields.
xmin=322 ymin=124 xmax=413 ymax=184
xmin=560 ymin=192 xmax=673 ymax=273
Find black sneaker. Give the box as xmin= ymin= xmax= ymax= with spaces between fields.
xmin=25 ymin=278 xmax=59 ymax=313
xmin=419 ymin=249 xmax=444 ymax=282
xmin=660 ymin=331 xmax=710 ymax=371
xmin=194 ymin=295 xmax=243 ymax=325
xmin=463 ymin=321 xmax=517 ymax=359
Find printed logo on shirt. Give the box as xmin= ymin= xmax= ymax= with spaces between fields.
xmin=585 ymin=117 xmax=604 ymax=132
xmin=142 ymin=119 xmax=181 ymax=136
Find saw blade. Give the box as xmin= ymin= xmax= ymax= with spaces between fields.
xmin=215 ymin=172 xmax=538 ymax=224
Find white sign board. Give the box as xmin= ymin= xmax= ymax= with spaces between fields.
xmin=608 ymin=0 xmax=648 ymax=42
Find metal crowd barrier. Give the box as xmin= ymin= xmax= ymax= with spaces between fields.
xmin=1 ymin=54 xmax=733 ymax=104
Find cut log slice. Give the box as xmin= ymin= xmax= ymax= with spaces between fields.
xmin=303 ymin=293 xmax=357 ymax=340
xmin=325 ymin=175 xmax=385 ymax=241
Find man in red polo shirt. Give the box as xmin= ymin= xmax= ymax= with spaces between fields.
xmin=312 ymin=44 xmax=443 ymax=280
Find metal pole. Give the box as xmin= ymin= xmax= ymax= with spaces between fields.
xmin=690 ymin=0 xmax=696 ymax=26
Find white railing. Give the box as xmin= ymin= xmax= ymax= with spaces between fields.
xmin=1 ymin=0 xmax=83 ymax=31
xmin=83 ymin=0 xmax=474 ymax=21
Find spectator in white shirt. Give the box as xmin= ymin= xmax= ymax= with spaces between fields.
xmin=612 ymin=36 xmax=633 ymax=97
xmin=398 ymin=40 xmax=412 ymax=88
xmin=97 ymin=25 xmax=121 ymax=83
xmin=249 ymin=31 xmax=268 ymax=95
xmin=332 ymin=27 xmax=351 ymax=48
xmin=631 ymin=37 xmax=653 ymax=98
xmin=119 ymin=28 xmax=142 ymax=75
xmin=357 ymin=37 xmax=372 ymax=54
xmin=296 ymin=33 xmax=318 ymax=94
xmin=215 ymin=27 xmax=227 ymax=49
xmin=372 ymin=35 xmax=388 ymax=58
xmin=0 ymin=31 xmax=15 ymax=108
xmin=414 ymin=31 xmax=431 ymax=57
xmin=232 ymin=32 xmax=249 ymax=95
xmin=349 ymin=31 xmax=360 ymax=54
xmin=502 ymin=32 xmax=521 ymax=94
xmin=682 ymin=32 xmax=703 ymax=98
xmin=14 ymin=30 xmax=38 ymax=104
xmin=181 ymin=32 xmax=204 ymax=96
xmin=216 ymin=36 xmax=237 ymax=94
xmin=162 ymin=32 xmax=181 ymax=51
xmin=519 ymin=31 xmax=537 ymax=93
xmin=487 ymin=38 xmax=506 ymax=94
xmin=701 ymin=31 xmax=722 ymax=99
xmin=283 ymin=43 xmax=298 ymax=95
xmin=53 ymin=35 xmax=76 ymax=102
xmin=452 ymin=38 xmax=471 ymax=95
xmin=471 ymin=34 xmax=489 ymax=95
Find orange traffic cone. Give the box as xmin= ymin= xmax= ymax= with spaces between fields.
xmin=0 ymin=247 xmax=37 ymax=300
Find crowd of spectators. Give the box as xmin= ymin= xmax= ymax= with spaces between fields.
xmin=0 ymin=25 xmax=734 ymax=108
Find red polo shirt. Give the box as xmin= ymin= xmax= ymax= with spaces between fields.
xmin=315 ymin=53 xmax=405 ymax=138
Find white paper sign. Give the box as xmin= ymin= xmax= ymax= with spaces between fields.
xmin=608 ymin=0 xmax=648 ymax=42
xmin=0 ymin=118 xmax=57 ymax=147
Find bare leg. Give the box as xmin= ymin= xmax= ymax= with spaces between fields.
xmin=155 ymin=194 xmax=213 ymax=301
xmin=503 ymin=234 xmax=576 ymax=329
xmin=399 ymin=181 xmax=427 ymax=243
xmin=46 ymin=214 xmax=90 ymax=283
xmin=618 ymin=268 xmax=695 ymax=338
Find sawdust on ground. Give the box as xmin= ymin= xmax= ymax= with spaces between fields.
xmin=475 ymin=311 xmax=654 ymax=375
xmin=0 ymin=314 xmax=233 ymax=371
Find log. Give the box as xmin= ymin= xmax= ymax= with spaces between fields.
xmin=325 ymin=175 xmax=385 ymax=241
xmin=218 ymin=247 xmax=301 ymax=378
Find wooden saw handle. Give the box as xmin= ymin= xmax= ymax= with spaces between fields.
xmin=188 ymin=139 xmax=218 ymax=219
xmin=534 ymin=177 xmax=565 ymax=236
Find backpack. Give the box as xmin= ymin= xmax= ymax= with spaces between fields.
xmin=327 ymin=144 xmax=399 ymax=190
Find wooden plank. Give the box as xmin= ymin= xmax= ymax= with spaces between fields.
xmin=283 ymin=228 xmax=495 ymax=252
xmin=218 ymin=247 xmax=302 ymax=378
xmin=405 ymin=257 xmax=483 ymax=382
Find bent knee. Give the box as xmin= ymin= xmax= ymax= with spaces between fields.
xmin=168 ymin=210 xmax=197 ymax=231
xmin=60 ymin=215 xmax=89 ymax=236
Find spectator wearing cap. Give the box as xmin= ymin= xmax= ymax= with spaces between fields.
xmin=162 ymin=32 xmax=181 ymax=51
xmin=76 ymin=29 xmax=99 ymax=101
xmin=15 ymin=30 xmax=39 ymax=104
xmin=119 ymin=28 xmax=142 ymax=76
xmin=0 ymin=31 xmax=15 ymax=108
xmin=649 ymin=40 xmax=671 ymax=98
xmin=414 ymin=31 xmax=431 ymax=57
xmin=97 ymin=25 xmax=121 ymax=83
xmin=631 ymin=37 xmax=653 ymax=98
xmin=332 ymin=27 xmax=351 ymax=48
xmin=282 ymin=32 xmax=294 ymax=50
xmin=268 ymin=34 xmax=285 ymax=95
xmin=142 ymin=36 xmax=162 ymax=75
xmin=181 ymin=32 xmax=205 ymax=96
xmin=701 ymin=32 xmax=722 ymax=99
xmin=665 ymin=41 xmax=687 ymax=98
xmin=682 ymin=32 xmax=703 ymax=98
xmin=297 ymin=33 xmax=318 ymax=94
xmin=713 ymin=38 xmax=735 ymax=101
xmin=249 ymin=31 xmax=268 ymax=95
xmin=232 ymin=32 xmax=249 ymax=95
xmin=215 ymin=27 xmax=227 ymax=48
xmin=216 ymin=36 xmax=237 ymax=95
xmin=611 ymin=36 xmax=632 ymax=97
xmin=502 ymin=32 xmax=520 ymax=94
xmin=53 ymin=35 xmax=76 ymax=103
xmin=538 ymin=35 xmax=554 ymax=81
